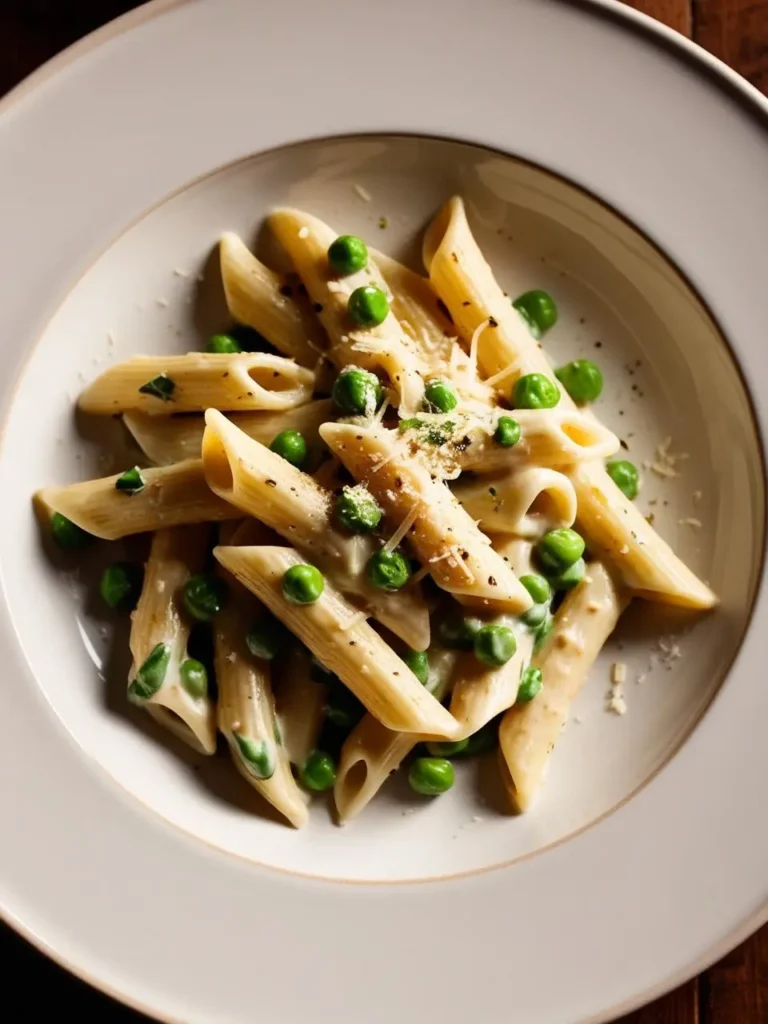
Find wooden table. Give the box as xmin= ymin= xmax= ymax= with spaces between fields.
xmin=0 ymin=1 xmax=766 ymax=1020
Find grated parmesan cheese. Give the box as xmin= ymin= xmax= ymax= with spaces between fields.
xmin=611 ymin=662 xmax=627 ymax=684
xmin=383 ymin=502 xmax=422 ymax=553
xmin=484 ymin=359 xmax=520 ymax=389
xmin=678 ymin=517 xmax=702 ymax=529
xmin=298 ymin=226 xmax=309 ymax=239
xmin=353 ymin=184 xmax=372 ymax=202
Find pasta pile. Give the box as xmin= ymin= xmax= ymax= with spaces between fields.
xmin=34 ymin=197 xmax=717 ymax=827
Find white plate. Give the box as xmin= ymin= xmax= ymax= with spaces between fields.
xmin=0 ymin=1 xmax=766 ymax=1021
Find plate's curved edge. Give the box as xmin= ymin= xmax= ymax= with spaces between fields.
xmin=1 ymin=3 xmax=768 ymax=1024
xmin=0 ymin=0 xmax=184 ymax=118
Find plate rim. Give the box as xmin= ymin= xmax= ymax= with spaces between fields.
xmin=0 ymin=1 xmax=767 ymax=1022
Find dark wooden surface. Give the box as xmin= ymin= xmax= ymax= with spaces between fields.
xmin=0 ymin=1 xmax=766 ymax=1020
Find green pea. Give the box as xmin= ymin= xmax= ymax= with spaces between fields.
xmin=127 ymin=643 xmax=171 ymax=703
xmin=517 ymin=666 xmax=543 ymax=704
xmin=438 ymin=614 xmax=483 ymax=650
xmin=182 ymin=573 xmax=228 ymax=622
xmin=465 ymin=722 xmax=498 ymax=756
xmin=520 ymin=573 xmax=551 ymax=605
xmin=366 ymin=549 xmax=410 ymax=591
xmin=115 ymin=466 xmax=145 ymax=496
xmin=521 ymin=602 xmax=549 ymax=628
xmin=324 ymin=680 xmax=365 ymax=730
xmin=347 ymin=285 xmax=389 ymax=327
xmin=548 ymin=557 xmax=586 ymax=592
xmin=332 ymin=367 xmax=382 ymax=417
xmin=100 ymin=562 xmax=143 ymax=610
xmin=282 ymin=564 xmax=325 ymax=604
xmin=423 ymin=378 xmax=458 ymax=414
xmin=555 ymin=359 xmax=604 ymax=404
xmin=138 ymin=373 xmax=175 ymax=401
xmin=328 ymin=234 xmax=368 ymax=276
xmin=494 ymin=415 xmax=521 ymax=447
xmin=180 ymin=658 xmax=208 ymax=699
xmin=403 ymin=648 xmax=429 ymax=685
xmin=50 ymin=512 xmax=92 ymax=550
xmin=533 ymin=615 xmax=554 ymax=653
xmin=606 ymin=459 xmax=640 ymax=500
xmin=408 ymin=757 xmax=454 ymax=795
xmin=233 ymin=733 xmax=275 ymax=780
xmin=512 ymin=290 xmax=558 ymax=338
xmin=426 ymin=738 xmax=469 ymax=757
xmin=336 ymin=484 xmax=382 ymax=533
xmin=246 ymin=616 xmax=288 ymax=660
xmin=474 ymin=624 xmax=518 ymax=668
xmin=269 ymin=429 xmax=307 ymax=468
xmin=207 ymin=332 xmax=242 ymax=354
xmin=300 ymin=750 xmax=337 ymax=792
xmin=536 ymin=528 xmax=585 ymax=574
xmin=512 ymin=373 xmax=560 ymax=410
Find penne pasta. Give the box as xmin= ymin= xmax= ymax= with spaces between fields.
xmin=423 ymin=196 xmax=716 ymax=610
xmin=123 ymin=399 xmax=334 ymax=466
xmin=320 ymin=421 xmax=533 ymax=613
xmin=498 ymin=561 xmax=629 ymax=812
xmin=128 ymin=526 xmax=216 ymax=755
xmin=334 ymin=649 xmax=457 ymax=823
xmin=453 ymin=466 xmax=577 ymax=539
xmin=213 ymin=544 xmax=460 ymax=739
xmin=274 ymin=646 xmax=327 ymax=769
xmin=215 ymin=578 xmax=308 ymax=828
xmin=202 ymin=410 xmax=430 ymax=650
xmin=79 ymin=352 xmax=315 ymax=415
xmin=219 ymin=232 xmax=328 ymax=368
xmin=34 ymin=458 xmax=239 ymax=540
xmin=268 ymin=208 xmax=428 ymax=414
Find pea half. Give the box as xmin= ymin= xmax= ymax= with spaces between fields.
xmin=536 ymin=528 xmax=585 ymax=574
xmin=403 ymin=648 xmax=429 ymax=685
xmin=328 ymin=235 xmax=368 ymax=276
xmin=512 ymin=373 xmax=560 ymax=410
xmin=234 ymin=733 xmax=275 ymax=780
xmin=246 ymin=615 xmax=289 ymax=660
xmin=366 ymin=549 xmax=410 ymax=592
xmin=128 ymin=642 xmax=171 ymax=703
xmin=520 ymin=573 xmax=551 ymax=605
xmin=348 ymin=285 xmax=389 ymax=327
xmin=517 ymin=666 xmax=543 ymax=703
xmin=512 ymin=290 xmax=558 ymax=338
xmin=548 ymin=557 xmax=586 ymax=592
xmin=335 ymin=484 xmax=382 ymax=533
xmin=423 ymin=378 xmax=458 ymax=414
xmin=408 ymin=757 xmax=455 ymax=796
xmin=51 ymin=512 xmax=92 ymax=550
xmin=269 ymin=429 xmax=307 ymax=469
xmin=300 ymin=750 xmax=337 ymax=792
xmin=332 ymin=367 xmax=382 ymax=417
xmin=426 ymin=738 xmax=469 ymax=758
xmin=180 ymin=658 xmax=208 ymax=699
xmin=474 ymin=624 xmax=517 ymax=668
xmin=494 ymin=415 xmax=521 ymax=447
xmin=183 ymin=573 xmax=228 ymax=622
xmin=207 ymin=332 xmax=242 ymax=354
xmin=555 ymin=359 xmax=604 ymax=404
xmin=606 ymin=459 xmax=640 ymax=500
xmin=282 ymin=564 xmax=325 ymax=605
xmin=100 ymin=562 xmax=143 ymax=611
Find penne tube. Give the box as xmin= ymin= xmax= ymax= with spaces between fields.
xmin=423 ymin=196 xmax=716 ymax=610
xmin=79 ymin=353 xmax=315 ymax=415
xmin=498 ymin=561 xmax=629 ymax=812
xmin=320 ymin=421 xmax=533 ymax=613
xmin=215 ymin=579 xmax=308 ymax=829
xmin=453 ymin=466 xmax=577 ymax=539
xmin=202 ymin=410 xmax=430 ymax=650
xmin=456 ymin=408 xmax=620 ymax=473
xmin=128 ymin=526 xmax=216 ymax=755
xmin=274 ymin=646 xmax=327 ymax=768
xmin=334 ymin=649 xmax=457 ymax=823
xmin=219 ymin=232 xmax=327 ymax=368
xmin=34 ymin=458 xmax=239 ymax=540
xmin=123 ymin=399 xmax=334 ymax=466
xmin=213 ymin=544 xmax=460 ymax=739
xmin=268 ymin=208 xmax=428 ymax=414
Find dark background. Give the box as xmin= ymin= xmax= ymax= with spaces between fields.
xmin=0 ymin=1 xmax=766 ymax=1021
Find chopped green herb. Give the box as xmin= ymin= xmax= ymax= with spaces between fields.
xmin=138 ymin=374 xmax=175 ymax=401
xmin=115 ymin=466 xmax=145 ymax=496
